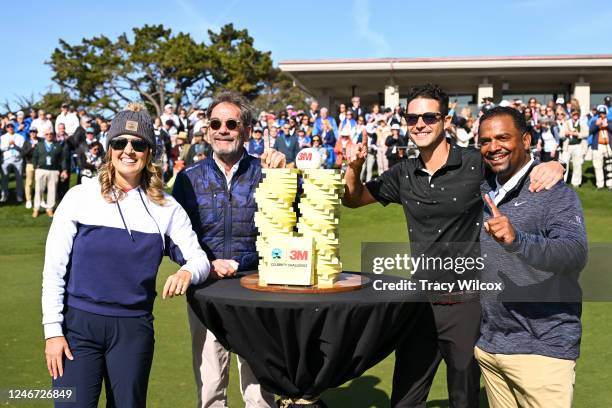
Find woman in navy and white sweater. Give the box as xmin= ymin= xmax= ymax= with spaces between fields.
xmin=42 ymin=103 xmax=210 ymax=407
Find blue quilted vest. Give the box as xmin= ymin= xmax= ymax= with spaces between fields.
xmin=172 ymin=151 xmax=261 ymax=271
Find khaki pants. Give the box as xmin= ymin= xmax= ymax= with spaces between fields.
xmin=187 ymin=305 xmax=275 ymax=408
xmin=560 ymin=145 xmax=584 ymax=187
xmin=34 ymin=168 xmax=59 ymax=210
xmin=25 ymin=163 xmax=35 ymax=202
xmin=475 ymin=346 xmax=576 ymax=408
xmin=592 ymin=144 xmax=612 ymax=188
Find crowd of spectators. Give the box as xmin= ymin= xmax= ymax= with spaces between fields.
xmin=1 ymin=93 xmax=610 ymax=216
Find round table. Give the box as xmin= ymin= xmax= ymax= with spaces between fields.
xmin=187 ymin=272 xmax=429 ymax=405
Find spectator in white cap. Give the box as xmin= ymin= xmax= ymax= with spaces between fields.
xmin=560 ymin=108 xmax=588 ymax=187
xmin=334 ymin=126 xmax=355 ymax=167
xmin=285 ymin=104 xmax=295 ymax=117
xmin=55 ymin=103 xmax=80 ymax=136
xmin=15 ymin=110 xmax=28 ymax=137
xmin=385 ymin=123 xmax=408 ymax=168
xmin=160 ymin=103 xmax=180 ymax=129
xmin=0 ymin=122 xmax=26 ymax=203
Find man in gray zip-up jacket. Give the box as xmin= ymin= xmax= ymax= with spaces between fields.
xmin=474 ymin=106 xmax=587 ymax=408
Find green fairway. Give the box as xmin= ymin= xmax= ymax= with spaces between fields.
xmin=0 ymin=171 xmax=611 ymax=407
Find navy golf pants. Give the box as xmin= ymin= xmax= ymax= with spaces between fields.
xmin=53 ymin=307 xmax=155 ymax=408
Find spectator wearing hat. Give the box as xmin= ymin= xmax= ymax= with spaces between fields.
xmin=274 ymin=123 xmax=300 ymax=165
xmin=285 ymin=104 xmax=295 ymax=118
xmin=0 ymin=123 xmax=26 ymax=203
xmin=247 ymin=127 xmax=265 ymax=158
xmin=15 ymin=111 xmax=29 ymax=137
xmin=560 ymin=109 xmax=588 ymax=187
xmin=334 ymin=126 xmax=355 ymax=167
xmin=21 ymin=127 xmax=41 ymax=208
xmin=32 ymin=128 xmax=68 ymax=217
xmin=589 ymin=105 xmax=612 ymax=189
xmin=171 ymin=132 xmax=191 ymax=163
xmin=55 ymin=103 xmax=80 ymax=136
xmin=385 ymin=123 xmax=408 ymax=168
xmin=193 ymin=111 xmax=208 ymax=135
xmin=185 ymin=130 xmax=211 ymax=165
xmin=160 ymin=103 xmax=180 ymax=129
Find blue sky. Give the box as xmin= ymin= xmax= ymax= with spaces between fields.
xmin=1 ymin=0 xmax=610 ymax=109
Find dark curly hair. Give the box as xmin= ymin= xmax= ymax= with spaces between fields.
xmin=406 ymin=84 xmax=449 ymax=117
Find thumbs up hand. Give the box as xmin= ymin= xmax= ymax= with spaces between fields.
xmin=483 ymin=195 xmax=516 ymax=244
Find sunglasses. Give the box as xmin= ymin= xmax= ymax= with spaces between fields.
xmin=209 ymin=118 xmax=242 ymax=131
xmin=404 ymin=112 xmax=443 ymax=126
xmin=109 ymin=137 xmax=149 ymax=152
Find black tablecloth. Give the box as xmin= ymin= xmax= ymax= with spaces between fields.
xmin=187 ymin=272 xmax=430 ymax=399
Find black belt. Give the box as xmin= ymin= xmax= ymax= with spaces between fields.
xmin=427 ymin=290 xmax=480 ymax=305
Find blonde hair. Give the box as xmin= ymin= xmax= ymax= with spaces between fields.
xmin=98 ymin=150 xmax=167 ymax=206
xmin=99 ymin=102 xmax=166 ymax=206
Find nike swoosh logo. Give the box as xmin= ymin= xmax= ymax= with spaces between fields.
xmin=514 ymin=202 xmax=525 ymax=206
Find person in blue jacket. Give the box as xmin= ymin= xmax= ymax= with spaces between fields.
xmin=588 ymin=105 xmax=612 ymax=189
xmin=476 ymin=106 xmax=587 ymax=407
xmin=172 ymin=91 xmax=286 ymax=408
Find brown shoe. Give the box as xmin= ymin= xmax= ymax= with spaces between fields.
xmin=46 ymin=209 xmax=54 ymax=218
xmin=32 ymin=209 xmax=39 ymax=218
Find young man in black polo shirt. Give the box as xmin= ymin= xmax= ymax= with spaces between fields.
xmin=343 ymin=84 xmax=565 ymax=407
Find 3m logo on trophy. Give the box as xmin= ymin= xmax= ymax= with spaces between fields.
xmin=289 ymin=250 xmax=309 ymax=261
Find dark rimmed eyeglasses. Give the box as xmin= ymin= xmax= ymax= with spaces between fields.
xmin=404 ymin=112 xmax=443 ymax=126
xmin=209 ymin=118 xmax=242 ymax=131
xmin=109 ymin=137 xmax=149 ymax=152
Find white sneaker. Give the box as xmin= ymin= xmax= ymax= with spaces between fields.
xmin=25 ymin=201 xmax=32 ymax=209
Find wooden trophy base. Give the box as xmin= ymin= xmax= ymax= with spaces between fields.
xmin=240 ymin=272 xmax=370 ymax=294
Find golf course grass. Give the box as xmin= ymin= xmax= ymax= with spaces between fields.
xmin=0 ymin=166 xmax=610 ymax=407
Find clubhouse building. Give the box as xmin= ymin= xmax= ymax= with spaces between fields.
xmin=279 ymin=54 xmax=612 ymax=113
